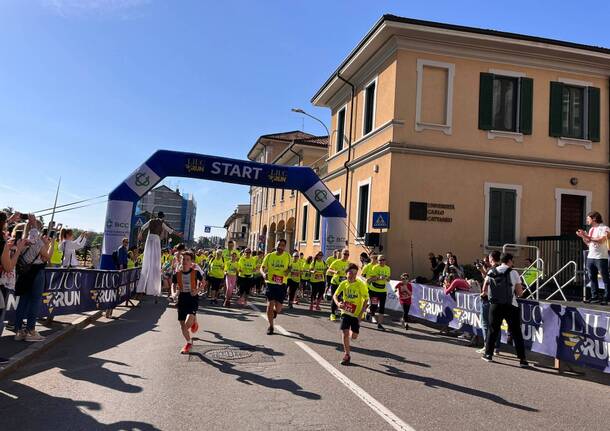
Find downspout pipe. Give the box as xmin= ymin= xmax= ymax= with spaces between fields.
xmin=337 ymin=72 xmax=355 ymax=245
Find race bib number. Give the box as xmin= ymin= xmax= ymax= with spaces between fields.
xmin=370 ymin=296 xmax=379 ymax=305
xmin=291 ymin=271 xmax=300 ymax=278
xmin=272 ymin=275 xmax=283 ymax=284
xmin=341 ymin=302 xmax=357 ymax=313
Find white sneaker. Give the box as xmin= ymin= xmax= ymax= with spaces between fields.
xmin=25 ymin=330 xmax=45 ymax=342
xmin=475 ymin=347 xmax=486 ymax=354
xmin=14 ymin=330 xmax=26 ymax=341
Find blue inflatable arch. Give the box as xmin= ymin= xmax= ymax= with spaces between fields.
xmin=100 ymin=150 xmax=347 ymax=269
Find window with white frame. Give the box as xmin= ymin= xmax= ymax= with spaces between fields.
xmin=336 ymin=106 xmax=346 ymax=153
xmin=415 ymin=59 xmax=454 ymax=135
xmin=301 ymin=204 xmax=308 ymax=242
xmin=484 ymin=183 xmax=521 ymax=247
xmin=356 ymin=179 xmax=371 ymax=238
xmin=362 ymin=78 xmax=377 ymax=136
xmin=314 ymin=210 xmax=321 ymax=241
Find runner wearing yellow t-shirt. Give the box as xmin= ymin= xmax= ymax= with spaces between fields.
xmin=327 ymin=249 xmax=351 ymax=321
xmin=222 ymin=240 xmax=240 ymax=262
xmin=260 ymin=239 xmax=290 ymax=335
xmin=333 ymin=263 xmax=369 ymax=366
xmin=325 ymin=249 xmax=341 ymax=294
xmin=309 ymin=251 xmax=327 ymax=311
xmin=237 ymin=248 xmax=257 ymax=306
xmin=207 ymin=249 xmax=225 ymax=305
xmin=254 ymin=251 xmax=265 ymax=295
xmin=367 ymin=255 xmax=391 ymax=330
xmin=287 ymin=252 xmax=302 ymax=309
xmin=301 ymin=256 xmax=313 ymax=308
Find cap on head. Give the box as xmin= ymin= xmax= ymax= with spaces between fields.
xmin=157 ymin=211 xmax=165 ymax=219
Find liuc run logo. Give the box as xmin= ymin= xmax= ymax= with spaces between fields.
xmin=42 ymin=291 xmax=81 ymax=315
xmin=417 ymin=286 xmax=444 ymax=318
xmin=561 ymin=309 xmax=610 ymax=364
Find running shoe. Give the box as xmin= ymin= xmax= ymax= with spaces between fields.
xmin=0 ymin=357 xmax=9 ymax=365
xmin=481 ymin=354 xmax=493 ymax=362
xmin=181 ymin=343 xmax=193 ymax=354
xmin=519 ymin=360 xmax=530 ymax=368
xmin=475 ymin=347 xmax=486 ymax=354
xmin=267 ymin=326 xmax=274 ymax=335
xmin=14 ymin=330 xmax=26 ymax=341
xmin=25 ymin=330 xmax=45 ymax=342
xmin=404 ymin=323 xmax=409 ymax=331
xmin=340 ymin=354 xmax=351 ymax=366
xmin=329 ymin=314 xmax=337 ymax=321
xmin=190 ymin=321 xmax=199 ymax=333
xmin=494 ymin=348 xmax=500 ymax=356
xmin=377 ymin=324 xmax=385 ymax=331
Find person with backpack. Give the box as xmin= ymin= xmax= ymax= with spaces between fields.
xmin=481 ymin=253 xmax=528 ymax=367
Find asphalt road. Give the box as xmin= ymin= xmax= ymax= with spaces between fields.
xmin=1 ymin=296 xmax=609 ymax=431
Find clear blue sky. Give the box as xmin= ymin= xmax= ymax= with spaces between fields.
xmin=2 ymin=0 xmax=610 ymax=237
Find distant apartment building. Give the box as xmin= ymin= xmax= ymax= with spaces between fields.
xmin=249 ymin=15 xmax=610 ymax=279
xmin=223 ymin=204 xmax=251 ymax=249
xmin=138 ymin=185 xmax=197 ymax=243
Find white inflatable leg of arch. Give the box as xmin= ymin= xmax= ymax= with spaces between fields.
xmin=321 ymin=217 xmax=347 ymax=256
xmin=102 ymin=200 xmax=134 ymax=257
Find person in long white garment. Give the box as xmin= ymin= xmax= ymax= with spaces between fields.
xmin=136 ymin=212 xmax=181 ymax=298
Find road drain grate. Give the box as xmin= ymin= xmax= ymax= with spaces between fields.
xmin=188 ymin=344 xmax=276 ymax=364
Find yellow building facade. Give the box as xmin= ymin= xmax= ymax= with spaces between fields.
xmin=251 ymin=15 xmax=610 ymax=278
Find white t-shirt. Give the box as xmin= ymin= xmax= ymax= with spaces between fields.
xmin=587 ymin=224 xmax=610 ymax=259
xmin=491 ymin=264 xmax=522 ymax=307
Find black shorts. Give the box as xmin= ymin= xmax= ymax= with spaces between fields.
xmin=369 ymin=290 xmax=387 ymax=314
xmin=237 ymin=276 xmax=254 ymax=295
xmin=340 ymin=315 xmax=360 ymax=333
xmin=265 ymin=283 xmax=287 ymax=303
xmin=208 ymin=277 xmax=223 ymax=291
xmin=177 ymin=292 xmax=199 ymax=321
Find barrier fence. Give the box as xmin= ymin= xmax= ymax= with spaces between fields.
xmin=3 ymin=270 xmax=608 ymax=374
xmin=384 ymin=282 xmax=610 ymax=374
xmin=4 ymin=268 xmax=140 ymax=321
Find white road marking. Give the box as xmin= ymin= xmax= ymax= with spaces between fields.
xmin=249 ymin=303 xmax=415 ymax=431
xmin=0 ymin=389 xmax=18 ymax=399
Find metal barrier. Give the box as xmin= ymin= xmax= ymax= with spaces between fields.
xmin=528 ymin=260 xmax=577 ymax=302
xmin=502 ymin=243 xmax=543 ymax=300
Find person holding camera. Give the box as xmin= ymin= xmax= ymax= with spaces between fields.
xmin=14 ymin=215 xmax=55 ymax=342
xmin=0 ymin=212 xmax=28 ymax=354
xmin=482 ymin=253 xmax=528 ymax=367
xmin=476 ymin=250 xmax=501 ymax=354
xmin=59 ymin=228 xmax=88 ymax=268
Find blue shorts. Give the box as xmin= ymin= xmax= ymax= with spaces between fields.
xmin=265 ymin=283 xmax=287 ymax=303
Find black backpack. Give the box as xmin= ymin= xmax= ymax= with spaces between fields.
xmin=488 ymin=267 xmax=514 ymax=305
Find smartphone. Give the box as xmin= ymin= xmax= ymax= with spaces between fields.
xmin=42 ymin=228 xmax=49 ymax=236
xmin=14 ymin=230 xmax=23 ymax=241
xmin=49 ymin=230 xmax=56 ymax=239
xmin=19 ymin=213 xmax=29 ymax=221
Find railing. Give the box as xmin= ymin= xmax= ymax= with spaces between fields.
xmin=528 ymin=260 xmax=577 ymax=302
xmin=526 ymin=235 xmax=584 ymax=300
xmin=502 ymin=244 xmax=543 ymax=300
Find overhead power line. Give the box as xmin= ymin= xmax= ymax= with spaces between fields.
xmin=37 ymin=200 xmax=107 ymax=218
xmin=32 ymin=194 xmax=108 ymax=214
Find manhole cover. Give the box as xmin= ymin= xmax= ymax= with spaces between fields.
xmin=188 ymin=344 xmax=276 ymax=365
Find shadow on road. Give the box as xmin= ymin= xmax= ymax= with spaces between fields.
xmin=285 ymin=330 xmax=431 ymax=368
xmin=354 ymin=362 xmax=539 ymax=412
xmin=0 ymin=380 xmax=161 ymax=430
xmin=6 ymin=299 xmax=166 ymax=394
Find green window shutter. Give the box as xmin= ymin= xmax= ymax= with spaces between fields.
xmin=549 ymin=81 xmax=564 ymax=137
xmin=519 ymin=77 xmax=533 ymax=135
xmin=501 ymin=190 xmax=517 ymax=244
xmin=588 ymin=86 xmax=600 ymax=142
xmin=478 ymin=73 xmax=494 ymax=130
xmin=488 ymin=189 xmax=503 ymax=246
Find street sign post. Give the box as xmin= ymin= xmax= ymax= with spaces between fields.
xmin=204 ymin=226 xmax=211 ymax=233
xmin=372 ymin=212 xmax=390 ymax=229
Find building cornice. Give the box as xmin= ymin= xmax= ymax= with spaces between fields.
xmin=323 ymin=140 xmax=610 ymax=181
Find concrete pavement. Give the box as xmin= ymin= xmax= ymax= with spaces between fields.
xmin=1 ymin=296 xmax=609 ymax=430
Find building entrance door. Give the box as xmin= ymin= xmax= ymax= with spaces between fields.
xmin=560 ymin=194 xmax=586 ymax=235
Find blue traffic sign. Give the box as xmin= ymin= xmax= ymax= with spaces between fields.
xmin=372 ymin=212 xmax=390 ymax=229
xmin=204 ymin=226 xmax=211 ymax=233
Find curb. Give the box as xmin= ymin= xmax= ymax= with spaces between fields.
xmin=0 ymin=310 xmax=103 ymax=380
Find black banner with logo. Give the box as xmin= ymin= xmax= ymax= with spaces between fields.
xmin=4 ymin=268 xmax=140 ymax=319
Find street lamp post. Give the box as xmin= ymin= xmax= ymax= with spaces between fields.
xmin=291 ymin=108 xmax=330 ymax=137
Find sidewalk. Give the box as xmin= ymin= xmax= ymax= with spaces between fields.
xmin=0 ymin=301 xmax=140 ymax=378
